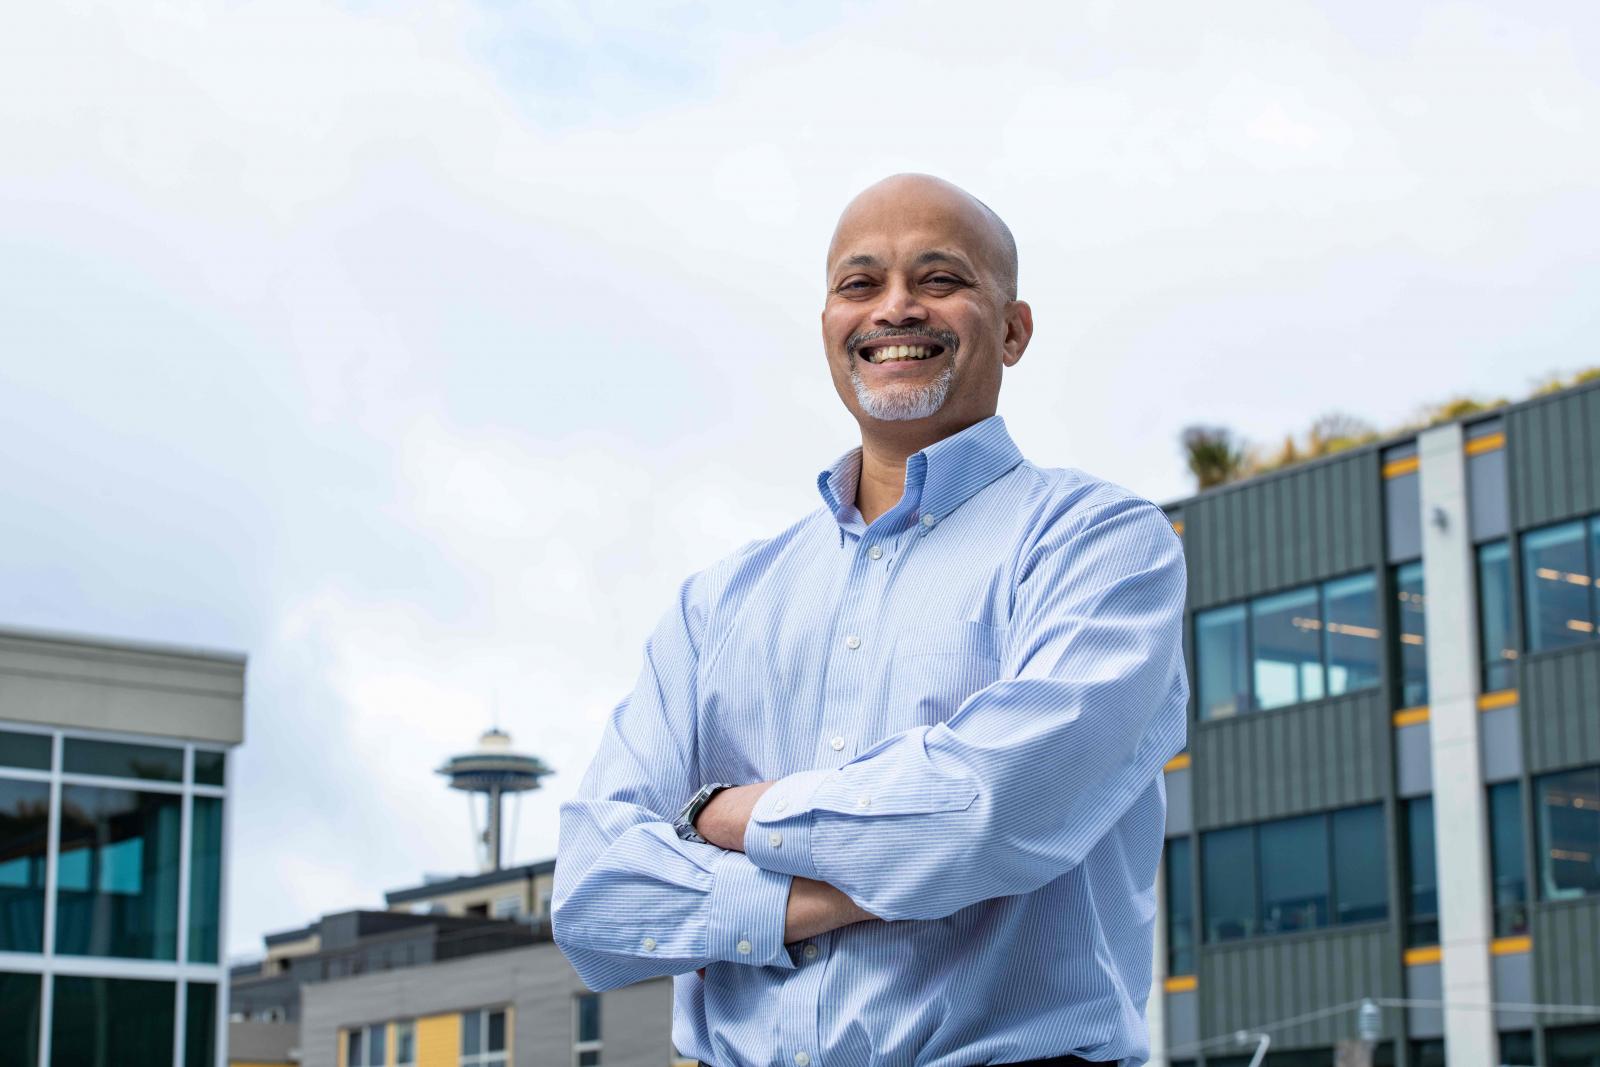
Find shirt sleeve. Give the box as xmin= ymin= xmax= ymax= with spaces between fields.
xmin=552 ymin=574 xmax=796 ymax=991
xmin=741 ymin=496 xmax=1188 ymax=921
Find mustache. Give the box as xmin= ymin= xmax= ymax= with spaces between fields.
xmin=846 ymin=327 xmax=960 ymax=358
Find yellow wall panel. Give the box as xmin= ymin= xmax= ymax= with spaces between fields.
xmin=416 ymin=1013 xmax=461 ymax=1067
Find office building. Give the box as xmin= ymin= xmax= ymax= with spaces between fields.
xmin=0 ymin=626 xmax=245 ymax=1067
xmin=1150 ymin=379 xmax=1600 ymax=1065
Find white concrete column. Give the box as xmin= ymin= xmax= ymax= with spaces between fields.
xmin=1418 ymin=422 xmax=1498 ymax=1067
xmin=1148 ymin=852 xmax=1168 ymax=1066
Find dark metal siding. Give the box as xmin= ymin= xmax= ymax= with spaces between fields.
xmin=1199 ymin=927 xmax=1397 ymax=1048
xmin=1185 ymin=451 xmax=1383 ymax=611
xmin=1508 ymin=383 xmax=1600 ymax=530
xmin=1532 ymin=898 xmax=1600 ymax=1027
xmin=1521 ymin=644 xmax=1600 ymax=775
xmin=1193 ymin=691 xmax=1389 ymax=829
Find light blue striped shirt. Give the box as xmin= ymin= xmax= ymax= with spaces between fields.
xmin=554 ymin=416 xmax=1188 ymax=1067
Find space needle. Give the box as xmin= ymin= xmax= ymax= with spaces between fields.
xmin=436 ymin=728 xmax=554 ymax=873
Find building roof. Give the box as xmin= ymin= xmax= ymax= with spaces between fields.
xmin=383 ymin=859 xmax=557 ymax=906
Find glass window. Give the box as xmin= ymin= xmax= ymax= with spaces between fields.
xmin=0 ymin=777 xmax=50 ymax=953
xmin=0 ymin=729 xmax=51 ymax=771
xmin=463 ymin=1008 xmax=508 ymax=1067
xmin=192 ymin=750 xmax=226 ymax=787
xmin=51 ymin=975 xmax=175 ymax=1067
xmin=1196 ymin=605 xmax=1249 ymax=720
xmin=1538 ymin=766 xmax=1600 ymax=901
xmin=1394 ymin=562 xmax=1428 ymax=708
xmin=347 ymin=1029 xmax=363 ymax=1067
xmin=488 ymin=1010 xmax=505 ymax=1052
xmin=55 ymin=786 xmax=182 ymax=960
xmin=188 ymin=796 xmax=223 ymax=962
xmin=1165 ymin=837 xmax=1195 ymax=975
xmin=396 ymin=1021 xmax=417 ymax=1066
xmin=576 ymin=995 xmax=600 ymax=1043
xmin=1489 ymin=782 xmax=1529 ymax=937
xmin=1403 ymin=797 xmax=1439 ymax=946
xmin=368 ymin=1023 xmax=387 ymax=1066
xmin=1324 ymin=573 xmax=1381 ymax=697
xmin=1332 ymin=804 xmax=1389 ymax=925
xmin=1523 ymin=521 xmax=1595 ymax=652
xmin=184 ymin=983 xmax=216 ymax=1067
xmin=0 ymin=971 xmax=42 ymax=1065
xmin=62 ymin=738 xmax=183 ymax=783
xmin=1252 ymin=586 xmax=1325 ymax=710
xmin=1259 ymin=815 xmax=1329 ymax=934
xmin=1478 ymin=541 xmax=1518 ymax=693
xmin=1499 ymin=1030 xmax=1535 ymax=1067
xmin=1548 ymin=1022 xmax=1600 ymax=1067
xmin=1202 ymin=825 xmax=1256 ymax=941
xmin=463 ymin=1010 xmax=481 ymax=1055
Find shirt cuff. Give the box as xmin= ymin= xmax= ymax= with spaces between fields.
xmin=743 ymin=770 xmax=832 ymax=880
xmin=704 ymin=851 xmax=795 ymax=968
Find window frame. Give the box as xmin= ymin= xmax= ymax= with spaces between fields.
xmin=573 ymin=992 xmax=602 ymax=1067
xmin=461 ymin=1007 xmax=510 ymax=1067
xmin=1194 ymin=571 xmax=1384 ymax=724
xmin=1201 ymin=804 xmax=1389 ymax=946
xmin=1519 ymin=518 xmax=1597 ymax=655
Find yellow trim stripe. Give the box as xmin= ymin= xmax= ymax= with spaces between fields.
xmin=1479 ymin=690 xmax=1518 ymax=711
xmin=1164 ymin=974 xmax=1198 ymax=993
xmin=1393 ymin=706 xmax=1431 ymax=727
xmin=1466 ymin=432 xmax=1506 ymax=456
xmin=1164 ymin=752 xmax=1191 ymax=773
xmin=1383 ymin=456 xmax=1420 ymax=479
xmin=1492 ymin=935 xmax=1533 ymax=956
xmin=1405 ymin=945 xmax=1442 ymax=965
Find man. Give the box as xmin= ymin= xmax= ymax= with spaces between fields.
xmin=553 ymin=174 xmax=1187 ymax=1067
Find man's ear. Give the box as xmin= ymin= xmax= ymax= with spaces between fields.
xmin=1002 ymin=301 xmax=1033 ymax=367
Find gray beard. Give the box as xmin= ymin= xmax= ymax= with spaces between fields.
xmin=850 ymin=360 xmax=955 ymax=421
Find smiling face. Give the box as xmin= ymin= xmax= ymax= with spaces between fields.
xmin=822 ymin=175 xmax=1032 ymax=436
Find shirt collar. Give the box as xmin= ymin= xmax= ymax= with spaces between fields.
xmin=816 ymin=415 xmax=1025 ymax=530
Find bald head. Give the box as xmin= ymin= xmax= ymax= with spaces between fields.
xmin=828 ymin=173 xmax=1019 ymax=300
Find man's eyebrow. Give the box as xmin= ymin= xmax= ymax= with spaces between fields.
xmin=913 ymin=249 xmax=975 ymax=271
xmin=834 ymin=253 xmax=881 ymax=272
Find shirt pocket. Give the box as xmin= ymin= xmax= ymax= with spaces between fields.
xmin=888 ymin=620 xmax=1006 ymax=728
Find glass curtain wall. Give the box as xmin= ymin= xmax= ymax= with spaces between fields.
xmin=1393 ymin=561 xmax=1428 ymax=708
xmin=1488 ymin=782 xmax=1529 ymax=936
xmin=0 ymin=724 xmax=228 ymax=1067
xmin=1522 ymin=518 xmax=1599 ymax=653
xmin=1165 ymin=838 xmax=1195 ymax=975
xmin=1478 ymin=541 xmax=1518 ymax=693
xmin=1538 ymin=766 xmax=1600 ymax=902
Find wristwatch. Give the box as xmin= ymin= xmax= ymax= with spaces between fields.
xmin=674 ymin=782 xmax=734 ymax=844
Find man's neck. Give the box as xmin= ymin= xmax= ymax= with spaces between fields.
xmin=853 ymin=416 xmax=985 ymax=525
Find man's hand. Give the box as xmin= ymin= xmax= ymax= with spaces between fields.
xmin=785 ymin=876 xmax=878 ymax=941
xmin=693 ymin=781 xmax=776 ymax=851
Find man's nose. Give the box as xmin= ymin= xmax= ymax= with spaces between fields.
xmin=872 ymin=276 xmax=927 ymax=326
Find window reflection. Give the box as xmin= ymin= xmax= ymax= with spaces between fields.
xmin=1332 ymin=805 xmax=1389 ymax=924
xmin=55 ymin=786 xmax=182 ymax=961
xmin=1259 ymin=815 xmax=1329 ymax=933
xmin=1537 ymin=766 xmax=1600 ymax=902
xmin=1252 ymin=587 xmax=1325 ymax=710
xmin=1196 ymin=605 xmax=1250 ymax=720
xmin=1403 ymin=797 xmax=1439 ymax=946
xmin=1202 ymin=825 xmax=1255 ymax=942
xmin=1477 ymin=541 xmax=1518 ymax=693
xmin=1488 ymin=782 xmax=1528 ymax=937
xmin=1393 ymin=562 xmax=1428 ymax=708
xmin=1522 ymin=521 xmax=1594 ymax=653
xmin=52 ymin=975 xmax=176 ymax=1067
xmin=1324 ymin=573 xmax=1380 ymax=697
xmin=188 ymin=797 xmax=223 ymax=963
xmin=1165 ymin=838 xmax=1194 ymax=974
xmin=0 ymin=778 xmax=50 ymax=953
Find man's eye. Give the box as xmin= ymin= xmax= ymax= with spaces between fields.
xmin=837 ymin=279 xmax=875 ymax=292
xmin=924 ymin=274 xmax=963 ymax=287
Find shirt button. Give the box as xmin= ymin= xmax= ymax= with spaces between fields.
xmin=642 ymin=937 xmax=657 ymax=951
xmin=736 ymin=939 xmax=752 ymax=955
xmin=844 ymin=634 xmax=861 ymax=650
xmin=868 ymin=545 xmax=883 ymax=560
xmin=803 ymin=944 xmax=819 ymax=960
xmin=795 ymin=1054 xmax=811 ymax=1067
xmin=774 ymin=799 xmax=788 ymax=813
xmin=830 ymin=736 xmax=845 ymax=751
xmin=856 ymin=795 xmax=871 ymax=809
xmin=921 ymin=513 xmax=937 ymax=528
xmin=768 ymin=832 xmax=783 ymax=848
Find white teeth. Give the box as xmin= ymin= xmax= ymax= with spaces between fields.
xmin=866 ymin=344 xmax=936 ymax=363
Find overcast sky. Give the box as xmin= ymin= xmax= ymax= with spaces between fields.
xmin=2 ymin=1 xmax=1596 ymax=958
